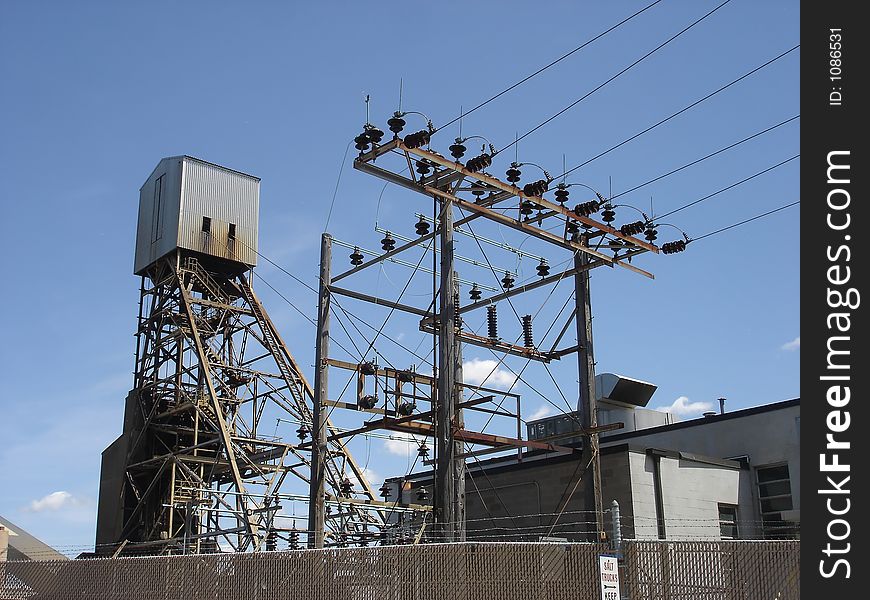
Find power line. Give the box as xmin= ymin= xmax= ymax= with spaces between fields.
xmin=328 ymin=303 xmax=366 ymax=361
xmin=324 ymin=140 xmax=352 ymax=232
xmin=691 ymin=200 xmax=799 ymax=242
xmin=254 ymin=274 xmax=315 ymax=326
xmin=498 ymin=0 xmax=732 ymax=155
xmin=204 ymin=236 xmax=372 ymax=368
xmin=437 ymin=0 xmax=666 ymax=132
xmin=241 ymin=237 xmax=431 ymax=369
xmin=553 ymin=43 xmax=800 ymax=180
xmin=358 ymin=232 xmax=436 ymax=362
xmin=235 ymin=237 xmax=318 ymax=294
xmin=610 ymin=114 xmax=799 ymax=201
xmin=334 ymin=302 xmax=434 ymax=367
xmin=655 ymin=154 xmax=799 ymax=220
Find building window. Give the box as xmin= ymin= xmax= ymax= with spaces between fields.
xmin=718 ymin=504 xmax=738 ymax=540
xmin=151 ymin=174 xmax=165 ymax=242
xmin=201 ymin=216 xmax=212 ymax=234
xmin=756 ymin=464 xmax=796 ymax=539
xmin=228 ymin=223 xmax=236 ymax=240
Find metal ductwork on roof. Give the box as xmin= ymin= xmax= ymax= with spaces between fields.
xmin=593 ymin=373 xmax=657 ymax=408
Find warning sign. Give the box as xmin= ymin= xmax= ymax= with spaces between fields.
xmin=599 ymin=554 xmax=621 ymax=600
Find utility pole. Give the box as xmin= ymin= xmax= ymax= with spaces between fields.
xmin=435 ymin=198 xmax=464 ymax=541
xmin=452 ymin=274 xmax=466 ymax=542
xmin=574 ymin=235 xmax=604 ymax=538
xmin=339 ymin=120 xmax=661 ymax=546
xmin=308 ymin=233 xmax=332 ymax=548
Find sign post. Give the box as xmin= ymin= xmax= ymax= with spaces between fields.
xmin=599 ymin=553 xmax=621 ymax=600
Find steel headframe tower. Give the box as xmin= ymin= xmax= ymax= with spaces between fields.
xmin=96 ymin=156 xmax=381 ymax=555
xmin=306 ymin=118 xmax=660 ymax=544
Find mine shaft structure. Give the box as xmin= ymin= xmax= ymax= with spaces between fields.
xmin=307 ymin=115 xmax=676 ymax=545
xmin=98 ymin=156 xmax=382 ymax=555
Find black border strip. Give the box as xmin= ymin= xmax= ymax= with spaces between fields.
xmin=802 ymin=1 xmax=866 ymax=594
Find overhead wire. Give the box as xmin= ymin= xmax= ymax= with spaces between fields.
xmin=654 ymin=154 xmax=799 ymax=220
xmin=465 ymin=452 xmax=521 ymax=531
xmin=545 ymin=451 xmax=597 ymax=538
xmin=334 ymin=302 xmax=434 ymax=367
xmin=235 ymin=235 xmax=431 ymax=373
xmin=328 ymin=304 xmax=367 ymax=361
xmin=691 ymin=200 xmax=799 ymax=242
xmin=551 ymin=44 xmax=800 ymax=181
xmin=357 ymin=235 xmax=436 ymax=361
xmin=324 ymin=140 xmax=353 ymax=232
xmin=442 ymin=211 xmax=595 ymax=434
xmin=319 ymin=235 xmax=436 ymax=426
xmin=201 ymin=235 xmax=367 ymax=365
xmin=254 ymin=273 xmax=316 ymax=327
xmin=469 ymin=276 xmax=590 ymax=430
xmin=479 ymin=288 xmax=581 ymax=422
xmin=437 ymin=0 xmax=666 ymax=132
xmin=498 ymin=0 xmax=733 ymax=155
xmin=609 ymin=114 xmax=799 ymax=201
xmin=451 ymin=205 xmax=561 ymax=411
xmin=455 ymin=205 xmax=589 ymax=422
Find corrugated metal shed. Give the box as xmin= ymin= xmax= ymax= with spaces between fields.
xmin=134 ymin=156 xmax=259 ymax=275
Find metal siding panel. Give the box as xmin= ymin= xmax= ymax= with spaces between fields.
xmin=134 ymin=157 xmax=183 ymax=274
xmin=134 ymin=156 xmax=257 ymax=273
xmin=178 ymin=157 xmax=259 ymax=267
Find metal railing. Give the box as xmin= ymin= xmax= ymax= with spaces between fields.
xmin=1 ymin=540 xmax=799 ymax=600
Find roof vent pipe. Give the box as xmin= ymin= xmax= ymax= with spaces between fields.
xmin=702 ymin=411 xmax=716 ymax=418
xmin=718 ymin=397 xmax=726 ymax=414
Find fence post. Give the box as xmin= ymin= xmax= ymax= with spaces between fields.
xmin=660 ymin=542 xmax=673 ymax=600
xmin=610 ymin=500 xmax=622 ymax=555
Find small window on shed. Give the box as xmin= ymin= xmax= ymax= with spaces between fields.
xmin=228 ymin=223 xmax=237 ymax=240
xmin=201 ymin=216 xmax=212 ymax=234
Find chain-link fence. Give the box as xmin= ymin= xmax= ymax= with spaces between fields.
xmin=623 ymin=540 xmax=800 ymax=599
xmin=2 ymin=540 xmax=798 ymax=600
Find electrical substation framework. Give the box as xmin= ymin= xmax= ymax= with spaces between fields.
xmin=306 ymin=120 xmax=661 ymax=547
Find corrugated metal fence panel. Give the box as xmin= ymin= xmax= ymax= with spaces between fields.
xmin=622 ymin=540 xmax=800 ymax=600
xmin=178 ymin=157 xmax=259 ymax=267
xmin=2 ymin=541 xmax=798 ymax=600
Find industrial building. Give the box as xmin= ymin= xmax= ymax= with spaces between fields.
xmin=386 ymin=374 xmax=800 ymax=543
xmin=94 ymin=145 xmax=797 ymax=555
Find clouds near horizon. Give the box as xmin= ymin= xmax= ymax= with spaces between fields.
xmin=780 ymin=336 xmax=800 ymax=351
xmin=654 ymin=396 xmax=714 ymax=419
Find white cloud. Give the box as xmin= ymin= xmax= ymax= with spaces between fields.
xmin=527 ymin=405 xmax=553 ymax=421
xmin=462 ymin=358 xmax=518 ymax=390
xmin=361 ymin=467 xmax=381 ymax=486
xmin=26 ymin=491 xmax=88 ymax=513
xmin=654 ymin=396 xmax=714 ymax=419
xmin=384 ymin=431 xmax=418 ymax=456
xmin=780 ymin=336 xmax=800 ymax=351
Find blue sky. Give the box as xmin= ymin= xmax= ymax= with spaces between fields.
xmin=0 ymin=0 xmax=798 ymax=554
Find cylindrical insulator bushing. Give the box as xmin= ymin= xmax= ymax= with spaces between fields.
xmin=522 ymin=315 xmax=533 ymax=348
xmin=487 ymin=305 xmax=498 ymax=339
